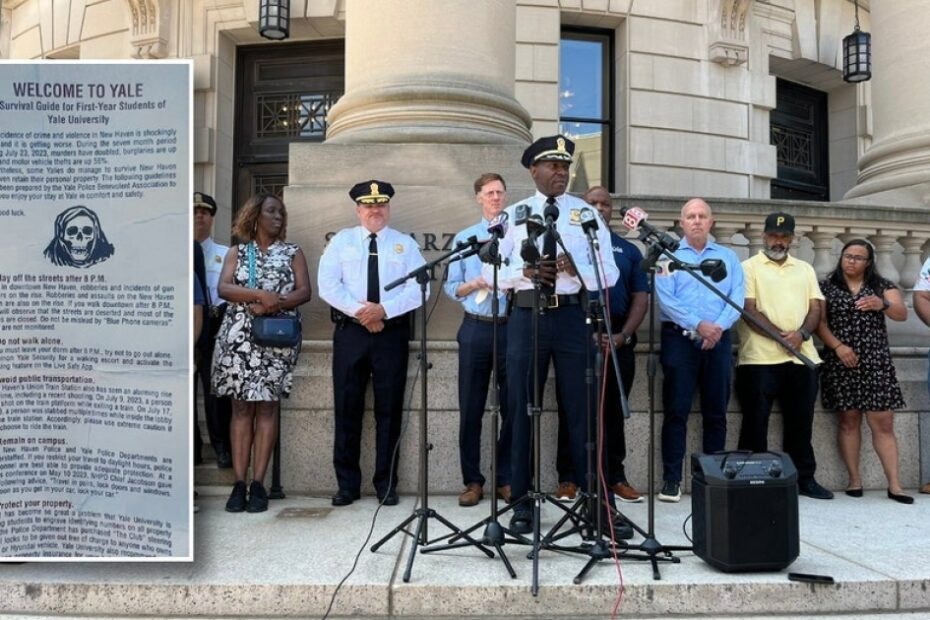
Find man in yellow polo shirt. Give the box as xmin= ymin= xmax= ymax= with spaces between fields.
xmin=736 ymin=212 xmax=833 ymax=500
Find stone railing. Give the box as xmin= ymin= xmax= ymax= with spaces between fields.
xmin=612 ymin=196 xmax=930 ymax=290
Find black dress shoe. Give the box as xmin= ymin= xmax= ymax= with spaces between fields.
xmin=509 ymin=510 xmax=532 ymax=535
xmin=331 ymin=490 xmax=359 ymax=507
xmin=225 ymin=480 xmax=247 ymax=512
xmin=845 ymin=488 xmax=863 ymax=498
xmin=378 ymin=489 xmax=399 ymax=506
xmin=246 ymin=481 xmax=269 ymax=513
xmin=887 ymin=490 xmax=914 ymax=504
xmin=597 ymin=515 xmax=634 ymax=540
xmin=798 ymin=479 xmax=834 ymax=500
xmin=215 ymin=450 xmax=232 ymax=469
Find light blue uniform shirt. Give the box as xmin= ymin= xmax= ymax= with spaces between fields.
xmin=654 ymin=237 xmax=744 ymax=331
xmin=443 ymin=218 xmax=508 ymax=316
xmin=318 ymin=225 xmax=427 ymax=319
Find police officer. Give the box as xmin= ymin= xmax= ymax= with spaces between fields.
xmin=489 ymin=136 xmax=619 ymax=534
xmin=193 ymin=192 xmax=232 ymax=468
xmin=444 ymin=173 xmax=512 ymax=507
xmin=318 ymin=181 xmax=427 ymax=507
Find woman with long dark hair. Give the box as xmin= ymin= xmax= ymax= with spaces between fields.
xmin=212 ymin=193 xmax=311 ymax=513
xmin=816 ymin=239 xmax=911 ymax=503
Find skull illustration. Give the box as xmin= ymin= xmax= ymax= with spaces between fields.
xmin=63 ymin=215 xmax=97 ymax=264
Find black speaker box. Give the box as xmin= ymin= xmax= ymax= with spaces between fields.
xmin=691 ymin=451 xmax=799 ymax=572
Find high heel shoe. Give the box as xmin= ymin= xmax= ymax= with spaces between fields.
xmin=844 ymin=488 xmax=863 ymax=498
xmin=887 ymin=489 xmax=914 ymax=504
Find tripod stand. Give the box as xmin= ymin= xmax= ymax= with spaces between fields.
xmin=370 ymin=241 xmax=493 ymax=582
xmin=421 ymin=232 xmax=517 ymax=578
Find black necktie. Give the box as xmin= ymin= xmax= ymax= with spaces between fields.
xmin=367 ymin=233 xmax=380 ymax=303
xmin=542 ymin=197 xmax=557 ymax=295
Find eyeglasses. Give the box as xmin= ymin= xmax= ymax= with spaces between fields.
xmin=842 ymin=253 xmax=869 ymax=263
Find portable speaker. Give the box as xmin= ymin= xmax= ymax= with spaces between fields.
xmin=691 ymin=451 xmax=799 ymax=572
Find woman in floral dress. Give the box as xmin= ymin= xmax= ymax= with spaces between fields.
xmin=212 ymin=193 xmax=311 ymax=513
xmin=816 ymin=239 xmax=911 ymax=504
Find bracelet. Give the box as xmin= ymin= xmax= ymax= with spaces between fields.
xmin=833 ymin=343 xmax=845 ymax=351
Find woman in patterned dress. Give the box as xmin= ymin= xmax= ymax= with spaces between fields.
xmin=212 ymin=193 xmax=311 ymax=513
xmin=815 ymin=239 xmax=912 ymax=503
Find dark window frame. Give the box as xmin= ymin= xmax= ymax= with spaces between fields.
xmin=559 ymin=27 xmax=615 ymax=192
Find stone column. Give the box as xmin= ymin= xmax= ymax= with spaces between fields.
xmin=845 ymin=3 xmax=930 ymax=204
xmin=325 ymin=0 xmax=531 ymax=144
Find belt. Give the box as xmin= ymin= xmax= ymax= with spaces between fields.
xmin=464 ymin=311 xmax=507 ymax=324
xmin=662 ymin=321 xmax=694 ymax=339
xmin=514 ymin=289 xmax=582 ymax=309
xmin=332 ymin=309 xmax=409 ymax=329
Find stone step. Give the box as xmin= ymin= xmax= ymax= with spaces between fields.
xmin=1 ymin=493 xmax=928 ymax=618
xmin=196 ymin=343 xmax=930 ymax=497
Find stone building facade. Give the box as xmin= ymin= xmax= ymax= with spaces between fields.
xmin=3 ymin=0 xmax=929 ymax=494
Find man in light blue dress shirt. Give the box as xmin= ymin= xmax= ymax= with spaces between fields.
xmin=444 ymin=173 xmax=513 ymax=507
xmin=654 ymin=198 xmax=744 ymax=502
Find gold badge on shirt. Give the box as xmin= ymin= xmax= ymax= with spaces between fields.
xmin=214 ymin=255 xmax=222 ymax=263
xmin=569 ymin=209 xmax=582 ymax=225
xmin=394 ymin=243 xmax=404 ymax=254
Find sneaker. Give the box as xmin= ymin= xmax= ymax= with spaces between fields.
xmin=611 ymin=481 xmax=643 ymax=503
xmin=798 ymin=479 xmax=834 ymax=500
xmin=225 ymin=480 xmax=247 ymax=512
xmin=246 ymin=480 xmax=269 ymax=513
xmin=658 ymin=480 xmax=681 ymax=503
xmin=555 ymin=481 xmax=577 ymax=500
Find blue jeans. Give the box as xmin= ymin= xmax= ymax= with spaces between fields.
xmin=660 ymin=324 xmax=733 ymax=482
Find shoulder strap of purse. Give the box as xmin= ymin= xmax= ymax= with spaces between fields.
xmin=247 ymin=241 xmax=257 ymax=289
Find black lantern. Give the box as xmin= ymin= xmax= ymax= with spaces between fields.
xmin=259 ymin=0 xmax=289 ymax=41
xmin=843 ymin=0 xmax=871 ymax=82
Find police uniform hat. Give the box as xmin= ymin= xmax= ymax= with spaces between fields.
xmin=521 ymin=134 xmax=575 ymax=168
xmin=193 ymin=192 xmax=217 ymax=216
xmin=764 ymin=212 xmax=795 ymax=234
xmin=349 ymin=180 xmax=394 ymax=204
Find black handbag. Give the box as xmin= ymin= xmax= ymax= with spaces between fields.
xmin=246 ymin=242 xmax=301 ymax=348
xmin=251 ymin=314 xmax=301 ymax=348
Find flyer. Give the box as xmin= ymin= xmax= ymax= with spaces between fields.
xmin=0 ymin=61 xmax=192 ymax=560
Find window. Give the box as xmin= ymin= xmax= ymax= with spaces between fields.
xmin=559 ymin=29 xmax=614 ymax=192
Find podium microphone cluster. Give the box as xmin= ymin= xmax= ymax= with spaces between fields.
xmin=478 ymin=212 xmax=509 ymax=265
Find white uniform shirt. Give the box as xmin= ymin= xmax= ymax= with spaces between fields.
xmin=199 ymin=237 xmax=228 ymax=306
xmin=318 ymin=225 xmax=428 ymax=319
xmin=487 ymin=191 xmax=619 ymax=293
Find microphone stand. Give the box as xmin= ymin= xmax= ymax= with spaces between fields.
xmin=421 ymin=235 xmax=518 ymax=579
xmin=369 ymin=239 xmax=493 ymax=583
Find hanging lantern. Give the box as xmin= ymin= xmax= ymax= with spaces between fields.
xmin=843 ymin=0 xmax=871 ymax=83
xmin=259 ymin=0 xmax=289 ymax=41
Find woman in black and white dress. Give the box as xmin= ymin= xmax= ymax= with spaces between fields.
xmin=212 ymin=193 xmax=311 ymax=513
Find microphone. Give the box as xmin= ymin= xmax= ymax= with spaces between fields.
xmin=447 ymin=235 xmax=479 ymax=264
xmin=486 ymin=211 xmax=508 ymax=240
xmin=579 ymin=207 xmax=600 ymax=247
xmin=620 ymin=205 xmax=679 ymax=253
xmin=700 ymin=258 xmax=727 ymax=283
xmin=520 ymin=214 xmax=545 ymax=263
xmin=479 ymin=213 xmax=509 ymax=264
xmin=514 ymin=203 xmax=532 ymax=225
xmin=543 ymin=201 xmax=559 ymax=227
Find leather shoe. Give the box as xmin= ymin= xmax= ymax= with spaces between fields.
xmin=845 ymin=487 xmax=863 ymax=498
xmin=378 ymin=489 xmax=399 ymax=506
xmin=598 ymin=515 xmax=634 ymax=540
xmin=887 ymin=489 xmax=914 ymax=504
xmin=496 ymin=485 xmax=512 ymax=503
xmin=611 ymin=481 xmax=643 ymax=503
xmin=509 ymin=510 xmax=532 ymax=535
xmin=798 ymin=479 xmax=834 ymax=500
xmin=555 ymin=481 xmax=577 ymax=500
xmin=458 ymin=483 xmax=483 ymax=507
xmin=331 ymin=490 xmax=359 ymax=507
xmin=920 ymin=482 xmax=930 ymax=495
xmin=215 ymin=449 xmax=232 ymax=469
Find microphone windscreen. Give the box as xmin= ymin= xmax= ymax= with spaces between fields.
xmin=622 ymin=206 xmax=648 ymax=231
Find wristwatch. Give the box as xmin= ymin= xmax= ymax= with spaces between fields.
xmin=799 ymin=327 xmax=811 ymax=341
xmin=882 ymin=298 xmax=892 ymax=310
xmin=619 ymin=332 xmax=633 ymax=346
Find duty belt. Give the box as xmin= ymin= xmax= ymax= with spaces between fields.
xmin=514 ymin=289 xmax=582 ymax=309
xmin=464 ymin=311 xmax=508 ymax=324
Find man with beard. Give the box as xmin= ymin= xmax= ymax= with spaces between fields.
xmin=735 ymin=212 xmax=833 ymax=499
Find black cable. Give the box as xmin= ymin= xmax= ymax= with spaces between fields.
xmin=682 ymin=512 xmax=693 ymax=544
xmin=321 ymin=264 xmax=445 ymax=620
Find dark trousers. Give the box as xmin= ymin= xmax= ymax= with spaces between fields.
xmin=507 ymin=304 xmax=591 ymax=504
xmin=736 ymin=362 xmax=818 ymax=482
xmin=194 ymin=341 xmax=231 ymax=454
xmin=457 ymin=317 xmax=511 ymax=487
xmin=332 ymin=321 xmax=410 ymax=496
xmin=660 ymin=325 xmax=732 ymax=482
xmin=556 ymin=327 xmax=635 ymax=485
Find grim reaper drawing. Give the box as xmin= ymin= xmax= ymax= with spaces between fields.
xmin=43 ymin=205 xmax=115 ymax=268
